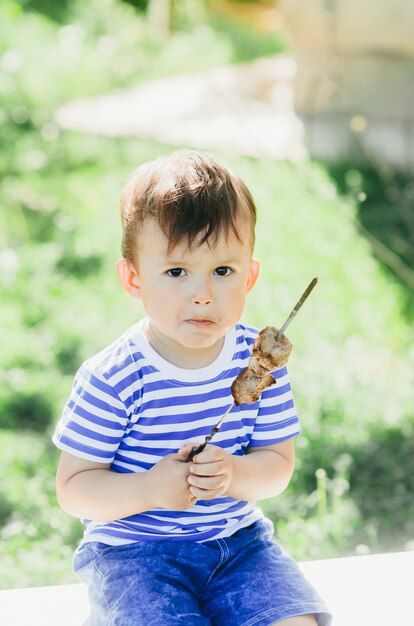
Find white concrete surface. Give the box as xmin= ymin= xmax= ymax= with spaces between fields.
xmin=1 ymin=550 xmax=412 ymax=625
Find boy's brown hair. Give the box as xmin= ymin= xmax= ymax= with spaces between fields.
xmin=119 ymin=149 xmax=257 ymax=263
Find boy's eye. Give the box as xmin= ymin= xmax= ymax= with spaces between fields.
xmin=167 ymin=268 xmax=185 ymax=277
xmin=214 ymin=266 xmax=232 ymax=276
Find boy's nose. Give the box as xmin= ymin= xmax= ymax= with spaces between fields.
xmin=191 ymin=280 xmax=213 ymax=305
xmin=192 ymin=294 xmax=213 ymax=305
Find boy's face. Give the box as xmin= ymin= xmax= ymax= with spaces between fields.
xmin=117 ymin=218 xmax=260 ymax=366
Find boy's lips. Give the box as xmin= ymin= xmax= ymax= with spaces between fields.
xmin=186 ymin=319 xmax=215 ymax=327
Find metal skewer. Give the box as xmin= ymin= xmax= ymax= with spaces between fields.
xmin=186 ymin=277 xmax=318 ymax=462
xmin=186 ymin=404 xmax=233 ymax=462
xmin=276 ymin=277 xmax=318 ymax=340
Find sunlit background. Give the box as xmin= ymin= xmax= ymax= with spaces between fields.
xmin=1 ymin=0 xmax=414 ymax=589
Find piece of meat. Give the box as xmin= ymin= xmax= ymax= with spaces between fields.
xmin=231 ymin=326 xmax=293 ymax=405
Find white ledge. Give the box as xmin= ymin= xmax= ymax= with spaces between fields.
xmin=1 ymin=551 xmax=412 ymax=625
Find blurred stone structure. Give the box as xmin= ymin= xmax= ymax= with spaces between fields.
xmin=279 ymin=0 xmax=414 ymax=172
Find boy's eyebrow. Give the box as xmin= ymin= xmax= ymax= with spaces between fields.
xmin=162 ymin=258 xmax=186 ymax=266
xmin=212 ymin=258 xmax=242 ymax=265
xmin=163 ymin=256 xmax=243 ymax=266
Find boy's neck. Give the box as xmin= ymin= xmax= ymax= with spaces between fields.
xmin=144 ymin=320 xmax=225 ymax=369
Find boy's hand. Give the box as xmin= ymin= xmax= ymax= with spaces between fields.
xmin=184 ymin=444 xmax=234 ymax=501
xmin=147 ymin=448 xmax=196 ymax=511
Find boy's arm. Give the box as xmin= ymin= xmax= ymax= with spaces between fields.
xmin=187 ymin=439 xmax=295 ymax=502
xmin=228 ymin=439 xmax=295 ymax=501
xmin=56 ymin=449 xmax=196 ymax=522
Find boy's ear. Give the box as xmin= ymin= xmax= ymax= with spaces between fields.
xmin=246 ymin=258 xmax=260 ymax=293
xmin=116 ymin=258 xmax=141 ymax=299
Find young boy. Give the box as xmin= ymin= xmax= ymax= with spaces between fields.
xmin=53 ymin=149 xmax=331 ymax=626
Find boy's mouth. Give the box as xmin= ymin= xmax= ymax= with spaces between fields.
xmin=186 ymin=319 xmax=215 ymax=327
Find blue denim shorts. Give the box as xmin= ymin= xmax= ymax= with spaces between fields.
xmin=73 ymin=520 xmax=332 ymax=626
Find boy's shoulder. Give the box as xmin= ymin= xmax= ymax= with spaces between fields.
xmin=81 ymin=322 xmax=145 ymax=381
xmin=235 ymin=321 xmax=260 ymax=344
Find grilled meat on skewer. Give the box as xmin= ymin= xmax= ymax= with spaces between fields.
xmin=231 ymin=326 xmax=292 ymax=405
xmin=186 ymin=328 xmax=292 ymax=461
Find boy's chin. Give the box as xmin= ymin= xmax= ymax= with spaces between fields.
xmin=178 ymin=333 xmax=225 ymax=352
xmin=180 ymin=337 xmax=220 ymax=350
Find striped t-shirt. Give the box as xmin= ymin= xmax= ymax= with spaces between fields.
xmin=53 ymin=319 xmax=300 ymax=544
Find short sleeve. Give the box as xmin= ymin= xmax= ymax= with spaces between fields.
xmin=249 ymin=366 xmax=300 ymax=447
xmin=53 ymin=364 xmax=129 ymax=463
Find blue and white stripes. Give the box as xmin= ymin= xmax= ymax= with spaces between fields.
xmin=53 ymin=319 xmax=300 ymax=544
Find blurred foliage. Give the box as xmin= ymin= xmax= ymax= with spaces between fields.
xmin=350 ymin=421 xmax=414 ymax=550
xmin=1 ymin=0 xmax=413 ymax=589
xmin=207 ymin=14 xmax=284 ymax=61
xmin=327 ymin=162 xmax=414 ymax=318
xmin=14 ymin=0 xmax=72 ymax=22
xmin=0 ymin=432 xmax=83 ymax=588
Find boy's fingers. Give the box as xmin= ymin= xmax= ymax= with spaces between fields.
xmin=189 ymin=461 xmax=223 ymax=476
xmin=191 ymin=444 xmax=224 ymax=463
xmin=177 ymin=442 xmax=199 ymax=459
xmin=188 ymin=473 xmax=226 ymax=490
xmin=177 ymin=443 xmax=226 ymax=466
